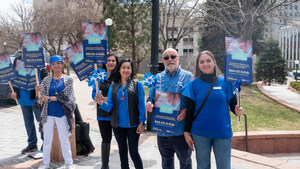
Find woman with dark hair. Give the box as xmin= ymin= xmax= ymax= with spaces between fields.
xmin=94 ymin=58 xmax=146 ymax=169
xmin=182 ymin=51 xmax=244 ymax=169
xmin=91 ymin=53 xmax=119 ymax=169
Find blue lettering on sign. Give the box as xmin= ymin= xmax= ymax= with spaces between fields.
xmin=88 ymin=36 xmax=101 ymax=44
xmin=27 ymin=44 xmax=39 ymax=51
xmin=159 ymin=104 xmax=174 ymax=114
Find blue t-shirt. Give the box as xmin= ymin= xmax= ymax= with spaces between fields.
xmin=18 ymin=89 xmax=35 ymax=106
xmin=149 ymin=67 xmax=193 ymax=136
xmin=182 ymin=76 xmax=235 ymax=138
xmin=48 ymin=78 xmax=65 ymax=117
xmin=100 ymin=81 xmax=146 ymax=128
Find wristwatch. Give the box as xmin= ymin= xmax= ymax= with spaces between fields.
xmin=48 ymin=96 xmax=51 ymax=102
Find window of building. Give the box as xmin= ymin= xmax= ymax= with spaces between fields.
xmin=183 ymin=49 xmax=194 ymax=54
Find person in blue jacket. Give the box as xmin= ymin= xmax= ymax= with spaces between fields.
xmin=182 ymin=51 xmax=244 ymax=169
xmin=95 ymin=58 xmax=146 ymax=169
xmin=146 ymin=48 xmax=193 ymax=169
xmin=11 ymin=50 xmax=48 ymax=154
xmin=92 ymin=53 xmax=118 ymax=169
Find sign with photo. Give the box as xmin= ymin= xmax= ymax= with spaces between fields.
xmin=82 ymin=22 xmax=107 ymax=64
xmin=21 ymin=33 xmax=45 ymax=68
xmin=12 ymin=60 xmax=36 ymax=90
xmin=151 ymin=91 xmax=181 ymax=134
xmin=225 ymin=37 xmax=253 ymax=84
xmin=0 ymin=53 xmax=16 ymax=81
xmin=63 ymin=41 xmax=94 ymax=81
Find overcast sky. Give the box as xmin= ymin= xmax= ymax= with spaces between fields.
xmin=0 ymin=0 xmax=32 ymax=14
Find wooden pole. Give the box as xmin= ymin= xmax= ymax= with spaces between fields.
xmin=34 ymin=68 xmax=40 ymax=98
xmin=8 ymin=81 xmax=19 ymax=105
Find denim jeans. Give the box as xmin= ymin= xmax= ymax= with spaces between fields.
xmin=157 ymin=135 xmax=192 ymax=169
xmin=20 ymin=105 xmax=43 ymax=146
xmin=113 ymin=127 xmax=143 ymax=169
xmin=192 ymin=134 xmax=232 ymax=169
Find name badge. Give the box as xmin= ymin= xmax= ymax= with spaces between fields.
xmin=213 ymin=86 xmax=222 ymax=90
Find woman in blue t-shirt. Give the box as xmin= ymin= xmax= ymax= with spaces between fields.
xmin=182 ymin=51 xmax=244 ymax=169
xmin=95 ymin=58 xmax=146 ymax=169
xmin=36 ymin=55 xmax=76 ymax=169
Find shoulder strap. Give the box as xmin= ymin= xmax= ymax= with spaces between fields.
xmin=193 ymin=78 xmax=218 ymax=121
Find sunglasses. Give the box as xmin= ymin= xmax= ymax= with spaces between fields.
xmin=163 ymin=55 xmax=177 ymax=60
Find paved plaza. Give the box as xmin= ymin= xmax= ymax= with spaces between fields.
xmin=0 ymin=73 xmax=299 ymax=169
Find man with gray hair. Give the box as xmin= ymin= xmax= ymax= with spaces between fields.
xmin=146 ymin=48 xmax=193 ymax=169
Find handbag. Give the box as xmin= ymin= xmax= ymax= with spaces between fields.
xmin=193 ymin=78 xmax=218 ymax=121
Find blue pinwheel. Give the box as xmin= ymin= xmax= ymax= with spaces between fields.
xmin=98 ymin=68 xmax=109 ymax=83
xmin=142 ymin=72 xmax=157 ymax=88
xmin=142 ymin=72 xmax=157 ymax=103
xmin=87 ymin=76 xmax=96 ymax=87
xmin=87 ymin=68 xmax=108 ymax=88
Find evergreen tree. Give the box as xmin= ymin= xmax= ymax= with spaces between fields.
xmin=255 ymin=38 xmax=287 ymax=85
xmin=103 ymin=0 xmax=151 ymax=73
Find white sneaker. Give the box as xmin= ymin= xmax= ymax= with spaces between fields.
xmin=65 ymin=164 xmax=75 ymax=169
xmin=38 ymin=163 xmax=49 ymax=169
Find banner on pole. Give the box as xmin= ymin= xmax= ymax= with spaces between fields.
xmin=21 ymin=33 xmax=45 ymax=68
xmin=225 ymin=37 xmax=253 ymax=84
xmin=0 ymin=53 xmax=16 ymax=81
xmin=82 ymin=22 xmax=107 ymax=64
xmin=12 ymin=60 xmax=36 ymax=90
xmin=63 ymin=41 xmax=94 ymax=81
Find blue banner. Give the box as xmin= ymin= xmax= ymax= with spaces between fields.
xmin=225 ymin=37 xmax=252 ymax=84
xmin=21 ymin=33 xmax=45 ymax=68
xmin=0 ymin=53 xmax=16 ymax=81
xmin=151 ymin=91 xmax=180 ymax=134
xmin=82 ymin=22 xmax=107 ymax=64
xmin=12 ymin=60 xmax=36 ymax=90
xmin=63 ymin=41 xmax=94 ymax=81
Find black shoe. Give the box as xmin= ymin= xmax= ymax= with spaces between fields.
xmin=21 ymin=145 xmax=38 ymax=154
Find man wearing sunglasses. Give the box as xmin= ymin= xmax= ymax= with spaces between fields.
xmin=146 ymin=48 xmax=193 ymax=169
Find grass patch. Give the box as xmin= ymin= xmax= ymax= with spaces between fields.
xmin=290 ymin=81 xmax=300 ymax=92
xmin=231 ymin=84 xmax=300 ymax=132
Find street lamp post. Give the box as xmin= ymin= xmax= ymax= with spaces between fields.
xmin=295 ymin=60 xmax=299 ymax=82
xmin=105 ymin=18 xmax=113 ymax=52
xmin=3 ymin=42 xmax=7 ymax=53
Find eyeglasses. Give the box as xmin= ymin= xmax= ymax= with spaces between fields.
xmin=163 ymin=55 xmax=177 ymax=60
xmin=51 ymin=62 xmax=62 ymax=66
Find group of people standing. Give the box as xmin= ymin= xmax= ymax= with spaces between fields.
xmin=92 ymin=48 xmax=243 ymax=169
xmin=11 ymin=47 xmax=243 ymax=169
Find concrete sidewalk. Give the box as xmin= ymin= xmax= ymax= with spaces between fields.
xmin=1 ymin=105 xmax=299 ymax=169
xmin=0 ymin=73 xmax=299 ymax=169
xmin=257 ymin=77 xmax=300 ymax=113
